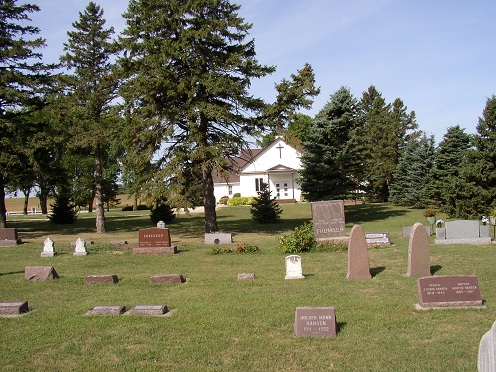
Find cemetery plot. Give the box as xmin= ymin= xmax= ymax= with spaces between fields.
xmin=294 ymin=307 xmax=337 ymax=337
xmin=417 ymin=275 xmax=483 ymax=308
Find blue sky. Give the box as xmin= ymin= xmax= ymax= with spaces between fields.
xmin=29 ymin=0 xmax=496 ymax=142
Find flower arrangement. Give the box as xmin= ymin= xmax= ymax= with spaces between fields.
xmin=212 ymin=243 xmax=260 ymax=254
xmin=436 ymin=219 xmax=444 ymax=228
xmin=482 ymin=216 xmax=489 ymax=225
xmin=423 ymin=208 xmax=437 ymax=217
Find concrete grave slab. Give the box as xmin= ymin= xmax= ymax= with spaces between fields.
xmin=86 ymin=305 xmax=126 ymax=315
xmin=150 ymin=274 xmax=185 ymax=284
xmin=84 ymin=275 xmax=119 ymax=284
xmin=127 ymin=305 xmax=168 ymax=315
xmin=0 ymin=301 xmax=29 ymax=315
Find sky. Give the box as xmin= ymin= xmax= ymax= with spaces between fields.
xmin=28 ymin=0 xmax=496 ymax=143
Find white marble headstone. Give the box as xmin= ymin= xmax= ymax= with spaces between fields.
xmin=285 ymin=255 xmax=304 ymax=280
xmin=41 ymin=237 xmax=55 ymax=257
xmin=478 ymin=321 xmax=496 ymax=372
xmin=157 ymin=220 xmax=166 ymax=228
xmin=74 ymin=237 xmax=88 ymax=256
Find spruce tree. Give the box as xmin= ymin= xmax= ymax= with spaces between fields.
xmin=150 ymin=200 xmax=176 ymax=225
xmin=390 ymin=133 xmax=435 ymax=208
xmin=250 ymin=182 xmax=282 ymax=223
xmin=58 ymin=2 xmax=119 ymax=233
xmin=48 ymin=187 xmax=78 ymax=224
xmin=0 ymin=1 xmax=54 ymax=227
xmin=300 ymin=86 xmax=362 ymax=201
xmin=119 ymin=0 xmax=275 ymax=233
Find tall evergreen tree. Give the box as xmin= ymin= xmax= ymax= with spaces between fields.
xmin=250 ymin=182 xmax=282 ymax=223
xmin=428 ymin=125 xmax=470 ymax=214
xmin=300 ymin=86 xmax=362 ymax=201
xmin=359 ymin=86 xmax=418 ymax=202
xmin=119 ymin=0 xmax=275 ymax=233
xmin=389 ymin=133 xmax=435 ymax=208
xmin=59 ymin=2 xmax=119 ymax=233
xmin=0 ymin=0 xmax=53 ymax=227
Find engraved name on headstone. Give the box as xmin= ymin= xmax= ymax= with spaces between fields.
xmin=417 ymin=275 xmax=483 ymax=308
xmin=311 ymin=200 xmax=346 ymax=240
xmin=294 ymin=307 xmax=337 ymax=337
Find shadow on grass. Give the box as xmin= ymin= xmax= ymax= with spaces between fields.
xmin=370 ymin=266 xmax=385 ymax=278
xmin=0 ymin=270 xmax=24 ymax=277
xmin=430 ymin=265 xmax=443 ymax=275
xmin=345 ymin=203 xmax=410 ymax=224
xmin=337 ymin=322 xmax=347 ymax=335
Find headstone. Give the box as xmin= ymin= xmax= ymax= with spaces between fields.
xmin=417 ymin=275 xmax=483 ymax=308
xmin=365 ymin=232 xmax=391 ymax=247
xmin=25 ymin=266 xmax=59 ymax=282
xmin=406 ymin=222 xmax=430 ymax=277
xmin=294 ymin=307 xmax=337 ymax=337
xmin=478 ymin=321 xmax=496 ymax=372
xmin=311 ymin=200 xmax=347 ymax=242
xmin=74 ymin=237 xmax=88 ymax=256
xmin=157 ymin=220 xmax=166 ymax=228
xmin=402 ymin=225 xmax=430 ymax=238
xmin=127 ymin=305 xmax=168 ymax=315
xmin=0 ymin=301 xmax=29 ymax=315
xmin=86 ymin=305 xmax=126 ymax=315
xmin=41 ymin=237 xmax=55 ymax=257
xmin=435 ymin=220 xmax=491 ymax=245
xmin=285 ymin=255 xmax=304 ymax=280
xmin=149 ymin=274 xmax=185 ymax=284
xmin=237 ymin=273 xmax=256 ymax=280
xmin=347 ymin=225 xmax=372 ymax=279
xmin=84 ymin=275 xmax=119 ymax=284
xmin=0 ymin=228 xmax=22 ymax=246
xmin=205 ymin=233 xmax=233 ymax=244
xmin=135 ymin=227 xmax=177 ymax=254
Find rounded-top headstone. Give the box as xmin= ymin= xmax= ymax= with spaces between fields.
xmin=347 ymin=225 xmax=371 ymax=279
xmin=406 ymin=222 xmax=430 ymax=277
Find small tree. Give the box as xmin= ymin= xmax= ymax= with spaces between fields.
xmin=150 ymin=201 xmax=176 ymax=225
xmin=250 ymin=182 xmax=282 ymax=223
xmin=48 ymin=188 xmax=77 ymax=224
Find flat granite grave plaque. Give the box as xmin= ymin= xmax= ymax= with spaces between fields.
xmin=365 ymin=232 xmax=391 ymax=247
xmin=417 ymin=275 xmax=483 ymax=308
xmin=135 ymin=227 xmax=177 ymax=254
xmin=205 ymin=233 xmax=233 ymax=244
xmin=0 ymin=228 xmax=22 ymax=246
xmin=237 ymin=273 xmax=256 ymax=280
xmin=294 ymin=307 xmax=337 ymax=337
xmin=84 ymin=274 xmax=119 ymax=284
xmin=150 ymin=274 xmax=185 ymax=284
xmin=127 ymin=305 xmax=168 ymax=315
xmin=0 ymin=301 xmax=29 ymax=315
xmin=87 ymin=305 xmax=126 ymax=315
xmin=311 ymin=200 xmax=347 ymax=242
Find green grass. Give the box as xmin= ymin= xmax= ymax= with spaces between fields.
xmin=1 ymin=203 xmax=495 ymax=371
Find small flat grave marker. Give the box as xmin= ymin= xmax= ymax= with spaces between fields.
xmin=150 ymin=274 xmax=185 ymax=284
xmin=25 ymin=266 xmax=59 ymax=282
xmin=417 ymin=275 xmax=483 ymax=309
xmin=128 ymin=305 xmax=168 ymax=315
xmin=237 ymin=273 xmax=256 ymax=280
xmin=87 ymin=305 xmax=125 ymax=316
xmin=205 ymin=233 xmax=233 ymax=244
xmin=84 ymin=274 xmax=119 ymax=284
xmin=294 ymin=307 xmax=337 ymax=337
xmin=365 ymin=232 xmax=391 ymax=247
xmin=0 ymin=301 xmax=29 ymax=315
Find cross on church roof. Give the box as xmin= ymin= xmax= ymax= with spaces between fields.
xmin=276 ymin=143 xmax=284 ymax=158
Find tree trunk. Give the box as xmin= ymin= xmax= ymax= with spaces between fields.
xmin=88 ymin=190 xmax=95 ymax=213
xmin=133 ymin=197 xmax=138 ymax=211
xmin=22 ymin=187 xmax=30 ymax=215
xmin=0 ymin=177 xmax=7 ymax=228
xmin=39 ymin=193 xmax=48 ymax=214
xmin=203 ymin=166 xmax=218 ymax=233
xmin=94 ymin=144 xmax=106 ymax=233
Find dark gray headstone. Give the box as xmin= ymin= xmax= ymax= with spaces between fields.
xmin=311 ymin=200 xmax=345 ymax=240
xmin=445 ymin=220 xmax=479 ymax=239
xmin=294 ymin=307 xmax=337 ymax=337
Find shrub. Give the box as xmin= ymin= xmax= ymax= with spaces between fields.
xmin=314 ymin=241 xmax=348 ymax=252
xmin=150 ymin=201 xmax=176 ymax=224
xmin=227 ymin=196 xmax=255 ymax=206
xmin=233 ymin=193 xmax=241 ymax=198
xmin=278 ymin=221 xmax=316 ymax=253
xmin=218 ymin=196 xmax=229 ymax=205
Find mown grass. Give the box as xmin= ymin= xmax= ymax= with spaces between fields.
xmin=1 ymin=202 xmax=495 ymax=371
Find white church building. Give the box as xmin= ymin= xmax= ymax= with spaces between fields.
xmin=213 ymin=137 xmax=303 ymax=202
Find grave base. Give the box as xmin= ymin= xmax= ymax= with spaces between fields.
xmin=0 ymin=301 xmax=29 ymax=315
xmin=0 ymin=239 xmax=22 ymax=246
xmin=40 ymin=252 xmax=55 ymax=257
xmin=133 ymin=246 xmax=177 ymax=254
xmin=285 ymin=275 xmax=305 ymax=280
xmin=73 ymin=252 xmax=88 ymax=256
xmin=434 ymin=237 xmax=492 ymax=245
xmin=316 ymin=236 xmax=349 ymax=244
xmin=415 ymin=303 xmax=486 ymax=310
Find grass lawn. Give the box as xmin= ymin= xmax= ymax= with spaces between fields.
xmin=1 ymin=202 xmax=495 ymax=371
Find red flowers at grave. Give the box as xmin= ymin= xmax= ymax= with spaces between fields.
xmin=423 ymin=208 xmax=437 ymax=217
xmin=237 ymin=246 xmax=243 ymax=251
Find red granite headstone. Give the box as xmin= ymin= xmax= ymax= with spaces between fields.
xmin=406 ymin=222 xmax=430 ymax=277
xmin=0 ymin=228 xmax=22 ymax=246
xmin=294 ymin=307 xmax=337 ymax=337
xmin=347 ymin=225 xmax=372 ymax=279
xmin=135 ymin=227 xmax=176 ymax=254
xmin=84 ymin=275 xmax=119 ymax=284
xmin=149 ymin=274 xmax=185 ymax=284
xmin=418 ymin=275 xmax=483 ymax=308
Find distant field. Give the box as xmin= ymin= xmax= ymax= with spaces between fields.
xmin=4 ymin=194 xmax=135 ymax=213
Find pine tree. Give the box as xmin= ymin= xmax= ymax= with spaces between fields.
xmin=58 ymin=2 xmax=119 ymax=233
xmin=389 ymin=133 xmax=435 ymax=208
xmin=300 ymin=86 xmax=362 ymax=201
xmin=0 ymin=1 xmax=54 ymax=227
xmin=250 ymin=182 xmax=282 ymax=223
xmin=150 ymin=200 xmax=176 ymax=225
xmin=119 ymin=0 xmax=275 ymax=233
xmin=48 ymin=188 xmax=78 ymax=224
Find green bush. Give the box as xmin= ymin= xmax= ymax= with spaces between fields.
xmin=217 ymin=196 xmax=229 ymax=205
xmin=314 ymin=241 xmax=348 ymax=252
xmin=150 ymin=202 xmax=176 ymax=224
xmin=278 ymin=221 xmax=316 ymax=253
xmin=233 ymin=193 xmax=241 ymax=198
xmin=227 ymin=196 xmax=255 ymax=206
